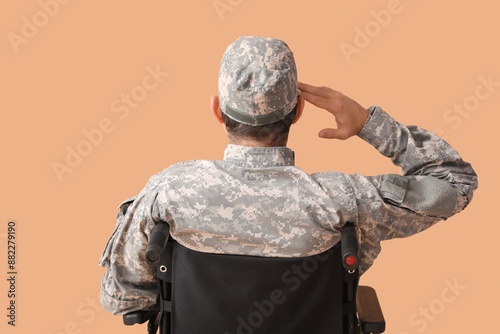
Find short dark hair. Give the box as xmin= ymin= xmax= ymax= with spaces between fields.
xmin=221 ymin=105 xmax=298 ymax=147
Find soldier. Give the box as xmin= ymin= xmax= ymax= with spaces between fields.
xmin=98 ymin=36 xmax=478 ymax=315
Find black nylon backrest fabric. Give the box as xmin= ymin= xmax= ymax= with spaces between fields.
xmin=169 ymin=242 xmax=343 ymax=334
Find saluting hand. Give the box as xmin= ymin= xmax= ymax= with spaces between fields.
xmin=298 ymin=82 xmax=370 ymax=140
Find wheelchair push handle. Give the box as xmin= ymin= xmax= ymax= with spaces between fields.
xmin=341 ymin=223 xmax=359 ymax=272
xmin=146 ymin=222 xmax=170 ymax=266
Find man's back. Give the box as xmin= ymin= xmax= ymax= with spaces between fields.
xmin=138 ymin=144 xmax=347 ymax=257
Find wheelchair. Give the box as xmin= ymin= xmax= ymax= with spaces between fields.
xmin=123 ymin=222 xmax=385 ymax=334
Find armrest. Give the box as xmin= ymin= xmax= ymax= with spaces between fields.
xmin=341 ymin=223 xmax=359 ymax=271
xmin=123 ymin=310 xmax=157 ymax=326
xmin=146 ymin=222 xmax=170 ymax=266
xmin=356 ymin=285 xmax=386 ymax=334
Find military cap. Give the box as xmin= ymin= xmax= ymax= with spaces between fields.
xmin=218 ymin=36 xmax=298 ymax=126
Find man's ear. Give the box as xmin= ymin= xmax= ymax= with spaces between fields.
xmin=211 ymin=95 xmax=224 ymax=124
xmin=292 ymin=96 xmax=305 ymax=124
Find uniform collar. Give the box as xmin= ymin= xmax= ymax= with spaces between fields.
xmin=223 ymin=144 xmax=295 ymax=168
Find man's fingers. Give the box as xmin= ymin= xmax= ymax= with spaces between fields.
xmin=299 ymin=82 xmax=338 ymax=98
xmin=299 ymin=89 xmax=329 ymax=109
xmin=298 ymin=82 xmax=323 ymax=96
xmin=298 ymin=84 xmax=332 ymax=110
xmin=298 ymin=81 xmax=340 ymax=110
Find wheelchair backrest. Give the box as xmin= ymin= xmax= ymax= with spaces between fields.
xmin=156 ymin=237 xmax=358 ymax=334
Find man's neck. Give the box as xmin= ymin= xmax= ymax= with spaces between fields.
xmin=227 ymin=138 xmax=287 ymax=148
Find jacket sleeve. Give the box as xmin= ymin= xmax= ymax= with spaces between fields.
xmin=347 ymin=106 xmax=478 ymax=273
xmin=98 ymin=193 xmax=159 ymax=316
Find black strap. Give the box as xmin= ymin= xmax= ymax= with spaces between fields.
xmin=161 ymin=299 xmax=172 ymax=313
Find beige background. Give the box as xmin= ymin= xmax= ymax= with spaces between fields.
xmin=1 ymin=0 xmax=498 ymax=333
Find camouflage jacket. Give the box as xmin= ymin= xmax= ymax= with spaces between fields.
xmin=98 ymin=106 xmax=478 ymax=315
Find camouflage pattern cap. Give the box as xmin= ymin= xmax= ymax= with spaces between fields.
xmin=218 ymin=36 xmax=298 ymax=126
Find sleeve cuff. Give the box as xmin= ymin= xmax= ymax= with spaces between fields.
xmin=357 ymin=106 xmax=398 ymax=149
xmin=101 ymin=282 xmax=157 ymax=316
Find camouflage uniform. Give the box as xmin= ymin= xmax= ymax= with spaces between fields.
xmin=98 ymin=37 xmax=478 ymax=316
